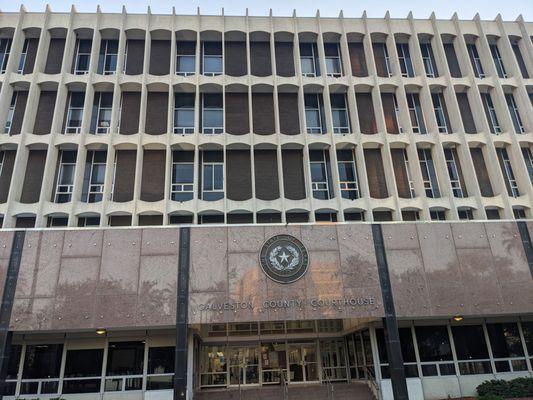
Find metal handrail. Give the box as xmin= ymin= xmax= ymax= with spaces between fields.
xmin=362 ymin=365 xmax=380 ymax=400
xmin=323 ymin=371 xmax=335 ymax=400
xmin=280 ymin=372 xmax=288 ymax=400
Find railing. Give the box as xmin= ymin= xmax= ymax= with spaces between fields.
xmin=280 ymin=372 xmax=289 ymax=400
xmin=362 ymin=365 xmax=380 ymax=400
xmin=323 ymin=371 xmax=335 ymax=400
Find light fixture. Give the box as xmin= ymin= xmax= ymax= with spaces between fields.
xmin=453 ymin=315 xmax=463 ymax=322
xmin=96 ymin=328 xmax=107 ymax=335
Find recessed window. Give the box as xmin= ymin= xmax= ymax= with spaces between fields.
xmin=415 ymin=326 xmax=455 ymax=377
xmin=396 ymin=42 xmax=414 ymax=77
xmin=63 ymin=348 xmax=104 ymax=394
xmin=330 ymin=93 xmax=350 ymax=133
xmin=171 ymin=150 xmax=194 ymax=202
xmin=430 ymin=210 xmax=446 ymax=221
xmin=74 ymin=38 xmax=92 ymax=74
xmin=202 ymin=42 xmax=222 ymax=76
xmin=147 ymin=347 xmax=175 ymax=390
xmin=174 ymin=93 xmax=195 ymax=134
xmin=487 ymin=323 xmax=527 ymax=373
xmin=201 ymin=151 xmax=224 ymax=201
xmin=176 ymin=41 xmax=195 ymax=76
xmin=98 ymin=39 xmax=118 ymax=75
xmin=451 ymin=325 xmax=492 ymax=375
xmin=324 ymin=42 xmax=342 ymax=77
xmin=337 ymin=149 xmax=359 ymax=200
xmin=54 ymin=150 xmax=77 ymax=203
xmin=458 ymin=208 xmax=474 ymax=220
xmin=105 ymin=341 xmax=144 ymax=392
xmin=91 ymin=92 xmax=113 ymax=134
xmin=65 ymin=92 xmax=85 ymax=134
xmin=201 ymin=93 xmax=223 ymax=134
xmin=300 ymin=42 xmax=319 ymax=77
xmin=21 ymin=344 xmax=63 ymax=395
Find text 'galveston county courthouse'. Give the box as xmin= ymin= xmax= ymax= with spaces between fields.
xmin=0 ymin=5 xmax=531 ymax=400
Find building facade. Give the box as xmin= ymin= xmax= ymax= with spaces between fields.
xmin=0 ymin=6 xmax=531 ymax=400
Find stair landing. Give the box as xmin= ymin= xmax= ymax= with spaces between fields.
xmin=195 ymin=381 xmax=374 ymax=400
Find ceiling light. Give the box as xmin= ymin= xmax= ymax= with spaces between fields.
xmin=96 ymin=328 xmax=107 ymax=335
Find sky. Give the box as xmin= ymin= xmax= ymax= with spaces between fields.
xmin=1 ymin=0 xmax=532 ymax=20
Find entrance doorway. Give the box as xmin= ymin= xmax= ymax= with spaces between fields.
xmin=227 ymin=346 xmax=260 ymax=386
xmin=287 ymin=342 xmax=319 ymax=383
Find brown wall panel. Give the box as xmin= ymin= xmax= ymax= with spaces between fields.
xmin=470 ymin=148 xmax=494 ymax=197
xmin=456 ymin=93 xmax=477 ymax=133
xmin=282 ymin=149 xmax=306 ymax=200
xmin=120 ymin=92 xmax=141 ymax=135
xmin=23 ymin=37 xmax=40 ymax=74
xmin=252 ymin=93 xmax=275 ymax=135
xmin=254 ymin=150 xmax=279 ymax=200
xmin=391 ymin=149 xmax=411 ymax=198
xmin=356 ymin=93 xmax=377 ymax=134
xmin=226 ymin=150 xmax=252 ymax=201
xmin=20 ymin=150 xmax=47 ymax=204
xmin=364 ymin=148 xmax=388 ymax=198
xmin=275 ymin=42 xmax=295 ymax=77
xmin=125 ymin=39 xmax=145 ymax=75
xmin=145 ymin=92 xmax=168 ymax=135
xmin=278 ymin=93 xmax=300 ymax=135
xmin=113 ymin=150 xmax=136 ymax=202
xmin=225 ymin=93 xmax=249 ymax=135
xmin=140 ymin=150 xmax=165 ymax=202
xmin=225 ymin=42 xmax=247 ymax=76
xmin=250 ymin=41 xmax=272 ymax=76
xmin=149 ymin=40 xmax=171 ymax=75
xmin=381 ymin=93 xmax=399 ymax=134
xmin=348 ymin=42 xmax=368 ymax=77
xmin=44 ymin=38 xmax=65 ymax=74
xmin=10 ymin=91 xmax=28 ymax=135
xmin=33 ymin=91 xmax=57 ymax=135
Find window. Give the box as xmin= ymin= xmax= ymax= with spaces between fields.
xmin=174 ymin=92 xmax=195 ymax=134
xmin=300 ymin=42 xmax=319 ymax=77
xmin=415 ymin=326 xmax=455 ymax=377
xmin=430 ymin=210 xmax=446 ymax=221
xmin=105 ymin=342 xmax=144 ymax=392
xmin=78 ymin=216 xmax=101 ymax=226
xmin=305 ymin=93 xmax=325 ymax=134
xmin=4 ymin=91 xmax=16 ymax=134
xmin=201 ymin=93 xmax=223 ymax=134
xmin=406 ymin=93 xmax=426 ymax=134
xmin=522 ymin=322 xmax=533 ymax=365
xmin=0 ymin=38 xmax=12 ymax=73
xmin=21 ymin=344 xmax=63 ymax=395
xmin=98 ymin=39 xmax=118 ymax=75
xmin=65 ymin=92 xmax=85 ymax=134
xmin=418 ymin=148 xmax=440 ymax=198
xmin=467 ymin=43 xmax=484 ymax=78
xmin=324 ymin=42 xmax=342 ymax=77
xmin=420 ymin=42 xmax=438 ymax=77
xmin=401 ymin=149 xmax=416 ymax=198
xmin=315 ymin=211 xmax=337 ymax=222
xmin=91 ymin=92 xmax=113 ymax=134
xmin=47 ymin=216 xmax=68 ymax=227
xmin=513 ymin=208 xmax=527 ymax=219
xmin=199 ymin=213 xmax=224 ymax=224
xmin=330 ymin=93 xmax=350 ymax=133
xmin=497 ymin=147 xmax=520 ymax=197
xmin=376 ymin=328 xmax=419 ymax=378
xmin=147 ymin=347 xmax=175 ymax=390
xmin=171 ymin=150 xmax=194 ymax=202
xmin=337 ymin=149 xmax=359 ymax=200
xmin=510 ymin=40 xmax=529 ymax=79
xmin=202 ymin=42 xmax=222 ymax=76
xmin=505 ymin=93 xmax=524 ymax=134
xmin=481 ymin=93 xmax=501 ymax=133
xmin=176 ymin=41 xmax=195 ymax=75
xmin=490 ymin=43 xmax=507 ymax=78
xmin=458 ymin=208 xmax=474 ymax=220
xmin=375 ymin=42 xmax=392 ymax=77
xmin=63 ymin=349 xmax=104 ymax=394
xmin=521 ymin=147 xmax=533 ymax=184
xmin=310 ymin=149 xmax=332 ymax=200
xmin=201 ymin=151 xmax=224 ymax=201
xmin=431 ymin=93 xmax=450 ymax=133
xmin=396 ymin=42 xmax=414 ymax=77
xmin=18 ymin=38 xmax=29 ymax=73
xmin=54 ymin=150 xmax=77 ymax=203
xmin=82 ymin=150 xmax=106 ymax=203
xmin=74 ymin=39 xmax=91 ymax=74
xmin=444 ymin=148 xmax=465 ymax=198
xmin=344 ymin=211 xmax=365 ymax=221
xmin=487 ymin=323 xmax=528 ymax=373
xmin=486 ymin=208 xmax=501 ymax=220
xmin=4 ymin=345 xmax=21 ymax=395
xmin=452 ymin=325 xmax=492 ymax=375
xmin=392 ymin=93 xmax=403 ymax=133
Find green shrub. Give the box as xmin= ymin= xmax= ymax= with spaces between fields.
xmin=477 ymin=377 xmax=533 ymax=398
xmin=479 ymin=394 xmax=504 ymax=400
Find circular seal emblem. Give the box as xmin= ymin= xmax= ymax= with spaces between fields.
xmin=260 ymin=234 xmax=309 ymax=284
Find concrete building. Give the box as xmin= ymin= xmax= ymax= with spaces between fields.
xmin=0 ymin=6 xmax=531 ymax=400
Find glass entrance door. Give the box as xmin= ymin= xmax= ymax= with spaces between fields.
xmin=321 ymin=339 xmax=348 ymax=381
xmin=287 ymin=342 xmax=319 ymax=383
xmin=227 ymin=346 xmax=260 ymax=386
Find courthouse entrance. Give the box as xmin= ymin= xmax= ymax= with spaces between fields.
xmin=196 ymin=320 xmax=355 ymax=390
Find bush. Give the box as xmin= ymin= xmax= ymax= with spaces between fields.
xmin=477 ymin=377 xmax=533 ymax=398
xmin=479 ymin=395 xmax=505 ymax=400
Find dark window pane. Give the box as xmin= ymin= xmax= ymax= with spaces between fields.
xmin=22 ymin=344 xmax=63 ymax=379
xmin=148 ymin=347 xmax=175 ymax=374
xmin=65 ymin=349 xmax=104 ymax=377
xmin=106 ymin=342 xmax=144 ymax=376
xmin=63 ymin=379 xmax=102 ymax=394
xmin=451 ymin=325 xmax=489 ymax=360
xmin=487 ymin=323 xmax=524 ymax=358
xmin=415 ymin=326 xmax=452 ymax=362
xmin=7 ymin=345 xmax=22 ymax=379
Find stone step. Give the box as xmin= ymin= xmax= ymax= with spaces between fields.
xmin=195 ymin=381 xmax=374 ymax=400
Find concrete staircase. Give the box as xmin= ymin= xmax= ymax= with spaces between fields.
xmin=195 ymin=381 xmax=374 ymax=400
